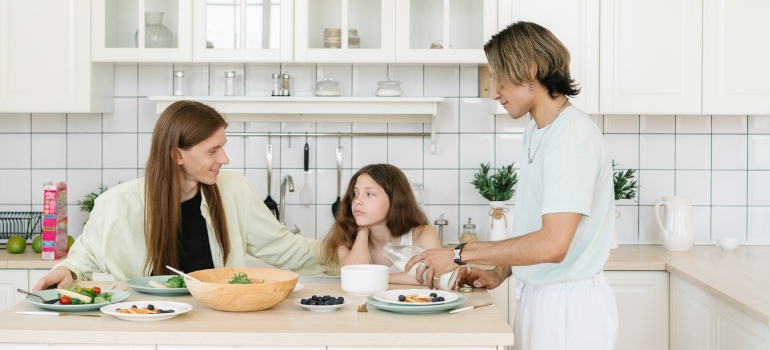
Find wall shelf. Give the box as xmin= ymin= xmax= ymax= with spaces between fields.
xmin=148 ymin=96 xmax=444 ymax=152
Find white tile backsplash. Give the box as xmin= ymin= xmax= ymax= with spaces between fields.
xmin=1 ymin=63 xmax=768 ymax=243
xmin=675 ymin=135 xmax=711 ymax=170
xmin=30 ymin=134 xmax=64 ymax=169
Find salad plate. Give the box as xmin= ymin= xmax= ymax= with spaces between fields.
xmin=294 ymin=298 xmax=349 ymax=312
xmin=126 ymin=275 xmax=189 ymax=295
xmin=372 ymin=289 xmax=458 ymax=305
xmin=101 ymin=301 xmax=192 ymax=321
xmin=25 ymin=289 xmax=130 ymax=311
xmin=365 ymin=294 xmax=467 ymax=314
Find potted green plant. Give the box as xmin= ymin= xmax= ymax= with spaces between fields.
xmin=611 ymin=161 xmax=640 ymax=249
xmin=613 ymin=161 xmax=639 ymax=201
xmin=471 ymin=162 xmax=518 ymax=241
xmin=77 ymin=185 xmax=109 ymax=214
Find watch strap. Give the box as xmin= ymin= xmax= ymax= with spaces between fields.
xmin=454 ymin=242 xmax=468 ymax=265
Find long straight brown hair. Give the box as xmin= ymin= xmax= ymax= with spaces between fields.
xmin=144 ymin=100 xmax=230 ymax=275
xmin=320 ymin=164 xmax=427 ymax=272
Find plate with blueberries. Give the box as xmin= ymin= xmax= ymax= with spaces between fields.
xmin=373 ymin=289 xmax=458 ymax=306
xmin=295 ymin=295 xmax=349 ymax=312
xmin=100 ymin=301 xmax=192 ymax=321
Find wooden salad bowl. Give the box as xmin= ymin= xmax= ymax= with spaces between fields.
xmin=186 ymin=267 xmax=298 ymax=312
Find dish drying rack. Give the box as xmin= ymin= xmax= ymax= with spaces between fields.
xmin=0 ymin=211 xmax=43 ymax=241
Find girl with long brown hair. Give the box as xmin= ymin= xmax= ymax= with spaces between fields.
xmin=34 ymin=100 xmax=322 ymax=289
xmin=321 ymin=164 xmax=440 ymax=285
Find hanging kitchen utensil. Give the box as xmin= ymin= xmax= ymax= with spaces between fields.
xmin=331 ymin=144 xmax=343 ymax=217
xmin=300 ymin=138 xmax=313 ymax=206
xmin=264 ymin=143 xmax=279 ymax=220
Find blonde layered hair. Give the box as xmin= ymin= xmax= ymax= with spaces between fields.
xmin=144 ymin=100 xmax=230 ymax=275
xmin=484 ymin=21 xmax=580 ymax=98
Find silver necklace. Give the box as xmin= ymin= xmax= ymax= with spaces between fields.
xmin=527 ymin=98 xmax=570 ymax=164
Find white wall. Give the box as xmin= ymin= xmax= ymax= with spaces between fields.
xmin=0 ymin=63 xmax=768 ymax=246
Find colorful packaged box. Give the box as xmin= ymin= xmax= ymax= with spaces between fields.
xmin=42 ymin=181 xmax=67 ymax=260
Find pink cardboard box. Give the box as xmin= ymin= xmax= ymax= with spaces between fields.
xmin=42 ymin=181 xmax=67 ymax=260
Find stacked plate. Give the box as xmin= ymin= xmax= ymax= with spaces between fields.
xmin=365 ymin=289 xmax=467 ymax=314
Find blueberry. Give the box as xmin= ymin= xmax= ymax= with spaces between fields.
xmin=325 ymin=300 xmax=333 ymax=305
xmin=301 ymin=298 xmax=308 ymax=304
xmin=431 ymin=297 xmax=439 ymax=302
xmin=156 ymin=310 xmax=165 ymax=314
xmin=147 ymin=304 xmax=155 ymax=310
xmin=167 ymin=309 xmax=175 ymax=313
xmin=131 ymin=305 xmax=137 ymax=308
xmin=308 ymin=300 xmax=317 ymax=305
xmin=398 ymin=295 xmax=406 ymax=301
xmin=438 ymin=296 xmax=445 ymax=301
xmin=337 ymin=296 xmax=344 ymax=303
xmin=430 ymin=293 xmax=438 ymax=297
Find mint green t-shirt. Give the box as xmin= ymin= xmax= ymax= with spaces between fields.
xmin=512 ymin=106 xmax=614 ymax=285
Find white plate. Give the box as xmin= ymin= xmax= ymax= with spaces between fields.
xmin=372 ymin=289 xmax=458 ymax=305
xmin=293 ymin=282 xmax=304 ymax=292
xmin=125 ymin=275 xmax=189 ymax=295
xmin=294 ymin=298 xmax=349 ymax=312
xmin=100 ymin=301 xmax=192 ymax=321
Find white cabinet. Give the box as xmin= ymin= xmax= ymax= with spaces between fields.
xmin=193 ymin=0 xmax=293 ymax=62
xmin=599 ymin=0 xmax=702 ymax=114
xmin=670 ymin=274 xmax=770 ymax=350
xmin=394 ymin=0 xmax=497 ymax=63
xmin=497 ymin=0 xmax=600 ymax=114
xmin=702 ymin=0 xmax=770 ymax=114
xmin=670 ymin=274 xmax=713 ymax=350
xmin=294 ymin=0 xmax=396 ymax=63
xmin=0 ymin=0 xmax=113 ymax=113
xmin=0 ymin=270 xmax=27 ymax=312
xmin=91 ymin=0 xmax=192 ymax=62
xmin=605 ymin=271 xmax=669 ymax=350
xmin=28 ymin=269 xmax=50 ymax=291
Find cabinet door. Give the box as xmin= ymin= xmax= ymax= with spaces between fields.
xmin=714 ymin=298 xmax=770 ymax=350
xmin=599 ymin=0 xmax=702 ymax=114
xmin=92 ymin=0 xmax=192 ymax=62
xmin=703 ymin=0 xmax=770 ymax=114
xmin=0 ymin=0 xmax=112 ymax=113
xmin=0 ymin=270 xmax=28 ymax=312
xmin=192 ymin=0 xmax=292 ymax=62
xmin=394 ymin=0 xmax=497 ymax=63
xmin=670 ymin=274 xmax=714 ymax=350
xmin=294 ymin=0 xmax=396 ymax=62
xmin=509 ymin=0 xmax=600 ymax=114
xmin=28 ymin=269 xmax=50 ymax=291
xmin=605 ymin=271 xmax=669 ymax=350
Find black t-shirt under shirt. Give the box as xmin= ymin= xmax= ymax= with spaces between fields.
xmin=179 ymin=189 xmax=214 ymax=273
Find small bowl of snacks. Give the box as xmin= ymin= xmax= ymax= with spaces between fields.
xmin=341 ymin=264 xmax=389 ymax=296
xmin=186 ymin=267 xmax=298 ymax=312
xmin=295 ymin=294 xmax=349 ymax=312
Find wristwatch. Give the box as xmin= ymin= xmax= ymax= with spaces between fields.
xmin=454 ymin=243 xmax=468 ymax=265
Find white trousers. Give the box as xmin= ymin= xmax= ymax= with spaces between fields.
xmin=513 ymin=272 xmax=618 ymax=350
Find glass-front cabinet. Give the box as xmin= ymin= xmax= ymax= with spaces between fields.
xmin=193 ymin=0 xmax=293 ymax=61
xmin=294 ymin=0 xmax=396 ymax=62
xmin=395 ymin=0 xmax=497 ymax=63
xmin=92 ymin=0 xmax=192 ymax=62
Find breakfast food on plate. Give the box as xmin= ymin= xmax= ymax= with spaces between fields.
xmin=300 ymin=295 xmax=345 ymax=306
xmin=397 ymin=293 xmax=445 ymax=303
xmin=147 ymin=275 xmax=186 ymax=289
xmin=56 ymin=285 xmax=113 ymax=305
xmin=114 ymin=304 xmax=176 ymax=314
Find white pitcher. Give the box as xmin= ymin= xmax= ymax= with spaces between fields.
xmin=654 ymin=196 xmax=695 ymax=251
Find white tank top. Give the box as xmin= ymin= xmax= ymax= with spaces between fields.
xmin=368 ymin=230 xmax=413 ymax=274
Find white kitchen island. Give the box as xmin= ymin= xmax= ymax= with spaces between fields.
xmin=0 ymin=282 xmax=513 ymax=349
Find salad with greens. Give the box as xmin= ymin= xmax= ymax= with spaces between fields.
xmin=229 ymin=272 xmax=263 ymax=284
xmin=56 ymin=285 xmax=114 ymax=305
xmin=164 ymin=275 xmax=186 ymax=288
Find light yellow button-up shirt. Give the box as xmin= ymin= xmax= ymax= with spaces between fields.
xmin=55 ymin=171 xmax=323 ymax=280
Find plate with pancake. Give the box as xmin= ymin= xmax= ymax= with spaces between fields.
xmin=100 ymin=301 xmax=192 ymax=321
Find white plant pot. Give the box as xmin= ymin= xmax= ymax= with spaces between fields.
xmin=488 ymin=201 xmax=510 ymax=241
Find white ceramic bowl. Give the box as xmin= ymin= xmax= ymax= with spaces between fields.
xmin=717 ymin=237 xmax=739 ymax=251
xmin=340 ymin=264 xmax=389 ymax=296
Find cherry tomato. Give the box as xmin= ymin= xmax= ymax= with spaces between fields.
xmin=59 ymin=296 xmax=71 ymax=305
xmin=93 ymin=287 xmax=101 ymax=295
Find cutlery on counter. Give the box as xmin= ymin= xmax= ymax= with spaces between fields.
xmin=17 ymin=311 xmax=100 ymax=317
xmin=17 ymin=288 xmax=58 ymax=304
xmin=300 ymin=139 xmax=313 ymax=206
xmin=166 ymin=265 xmax=202 ymax=282
xmin=449 ymin=302 xmax=493 ymax=314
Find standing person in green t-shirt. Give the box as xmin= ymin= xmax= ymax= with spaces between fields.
xmin=407 ymin=22 xmax=617 ymax=350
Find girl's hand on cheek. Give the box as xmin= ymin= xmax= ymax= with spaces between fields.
xmin=357 ymin=227 xmax=369 ymax=236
